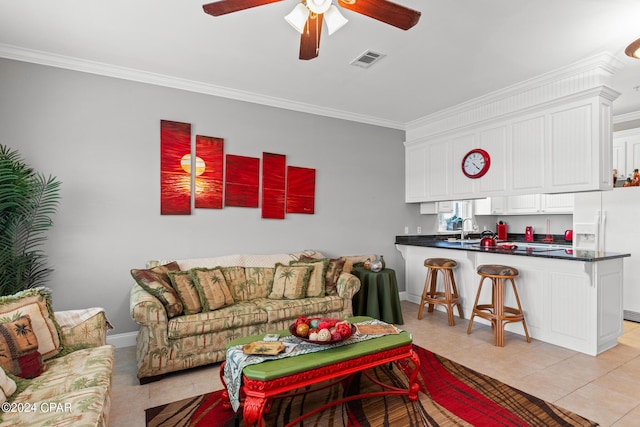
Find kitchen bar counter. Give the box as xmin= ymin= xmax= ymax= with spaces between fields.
xmin=396 ymin=235 xmax=629 ymax=356
xmin=395 ymin=235 xmax=630 ymax=262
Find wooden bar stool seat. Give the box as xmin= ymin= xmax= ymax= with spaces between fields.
xmin=466 ymin=264 xmax=531 ymax=346
xmin=418 ymin=258 xmax=463 ymax=326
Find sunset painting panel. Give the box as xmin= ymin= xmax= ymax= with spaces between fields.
xmin=225 ymin=154 xmax=260 ymax=208
xmin=194 ymin=135 xmax=224 ymax=209
xmin=262 ymin=153 xmax=286 ymax=219
xmin=286 ymin=166 xmax=315 ymax=214
xmin=160 ymin=120 xmax=191 ymax=215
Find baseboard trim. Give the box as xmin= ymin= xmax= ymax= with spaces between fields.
xmin=107 ymin=331 xmax=137 ymax=348
xmin=624 ymin=310 xmax=640 ymax=323
xmin=399 ymin=291 xmax=408 ymax=301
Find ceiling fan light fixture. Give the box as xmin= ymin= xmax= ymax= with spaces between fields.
xmin=324 ymin=5 xmax=348 ymax=35
xmin=626 ymin=37 xmax=640 ymax=59
xmin=306 ymin=0 xmax=332 ymax=14
xmin=285 ymin=3 xmax=310 ymax=34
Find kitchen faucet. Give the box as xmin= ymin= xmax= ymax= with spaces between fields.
xmin=461 ymin=217 xmax=474 ymax=240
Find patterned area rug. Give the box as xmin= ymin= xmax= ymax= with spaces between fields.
xmin=145 ymin=345 xmax=598 ymax=427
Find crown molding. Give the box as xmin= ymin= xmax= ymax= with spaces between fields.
xmin=613 ymin=110 xmax=640 ymax=124
xmin=0 ymin=43 xmax=405 ymax=130
xmin=406 ymin=52 xmax=623 ymax=141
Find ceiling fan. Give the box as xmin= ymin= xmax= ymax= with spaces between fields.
xmin=202 ymin=0 xmax=421 ymax=60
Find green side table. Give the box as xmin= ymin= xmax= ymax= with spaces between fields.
xmin=352 ymin=266 xmax=404 ymax=324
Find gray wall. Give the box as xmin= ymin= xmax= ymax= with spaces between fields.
xmin=0 ymin=58 xmax=420 ymax=336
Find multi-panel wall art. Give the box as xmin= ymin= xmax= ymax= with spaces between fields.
xmin=194 ymin=135 xmax=224 ymax=209
xmin=160 ymin=120 xmax=191 ymax=215
xmin=159 ymin=120 xmax=315 ymax=219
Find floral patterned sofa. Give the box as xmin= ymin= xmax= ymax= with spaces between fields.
xmin=130 ymin=251 xmax=366 ymax=384
xmin=0 ymin=288 xmax=113 ymax=427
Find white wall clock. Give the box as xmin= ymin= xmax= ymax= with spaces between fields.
xmin=462 ymin=149 xmax=491 ymax=179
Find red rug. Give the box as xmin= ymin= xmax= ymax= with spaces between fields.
xmin=145 ymin=345 xmax=598 ymax=427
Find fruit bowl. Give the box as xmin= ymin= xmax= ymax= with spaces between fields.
xmin=289 ymin=317 xmax=355 ymax=345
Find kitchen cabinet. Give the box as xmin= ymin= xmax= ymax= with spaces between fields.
xmin=509 ymin=115 xmax=545 ymax=193
xmin=419 ymin=201 xmax=453 ymax=214
xmin=405 ymin=141 xmax=428 ymax=202
xmin=474 ymin=194 xmax=574 ymax=215
xmin=474 ymin=197 xmax=505 ymax=215
xmin=541 ymin=193 xmax=574 ymax=213
xmin=626 ymin=138 xmax=640 ymax=178
xmin=612 ymin=129 xmax=640 ymax=183
xmin=426 ymin=140 xmax=451 ymax=201
xmin=612 ymin=138 xmax=626 ymax=178
xmin=404 ymin=85 xmax=617 ymax=203
xmin=506 ymin=194 xmax=540 ymax=214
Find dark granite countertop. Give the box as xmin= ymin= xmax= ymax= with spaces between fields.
xmin=395 ymin=235 xmax=630 ymax=262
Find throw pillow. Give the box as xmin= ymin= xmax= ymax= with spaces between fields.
xmin=0 ymin=287 xmax=62 ymax=360
xmin=0 ymin=367 xmax=17 ymax=404
xmin=131 ymin=262 xmax=184 ymax=318
xmin=0 ymin=315 xmax=44 ymax=379
xmin=300 ymin=255 xmax=345 ymax=296
xmin=245 ymin=267 xmax=275 ymax=300
xmin=168 ymin=271 xmax=202 ymax=315
xmin=221 ymin=266 xmax=248 ymax=302
xmin=268 ymin=264 xmax=312 ymax=300
xmin=190 ymin=268 xmax=234 ymax=311
xmin=290 ymin=258 xmax=329 ymax=297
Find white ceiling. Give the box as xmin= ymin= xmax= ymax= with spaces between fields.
xmin=2 ymin=0 xmax=640 ymax=129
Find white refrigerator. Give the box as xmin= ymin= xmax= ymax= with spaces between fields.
xmin=574 ymin=188 xmax=640 ymax=321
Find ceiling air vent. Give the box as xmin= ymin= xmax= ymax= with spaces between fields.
xmin=350 ymin=50 xmax=386 ymax=69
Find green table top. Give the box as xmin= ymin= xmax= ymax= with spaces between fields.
xmin=226 ymin=316 xmax=412 ymax=381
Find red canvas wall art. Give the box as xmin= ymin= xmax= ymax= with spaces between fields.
xmin=225 ymin=154 xmax=260 ymax=208
xmin=286 ymin=166 xmax=315 ymax=214
xmin=160 ymin=120 xmax=192 ymax=215
xmin=262 ymin=153 xmax=286 ymax=219
xmin=194 ymin=135 xmax=224 ymax=209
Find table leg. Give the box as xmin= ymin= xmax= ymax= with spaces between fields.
xmin=243 ymin=394 xmax=268 ymax=427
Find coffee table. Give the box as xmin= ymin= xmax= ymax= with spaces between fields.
xmin=220 ymin=316 xmax=420 ymax=427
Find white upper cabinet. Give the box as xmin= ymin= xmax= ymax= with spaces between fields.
xmin=475 ymin=194 xmax=573 ymax=215
xmin=626 ymin=137 xmax=640 ymax=178
xmin=507 ymin=194 xmax=541 ymax=214
xmin=612 ymin=128 xmax=640 ymax=184
xmin=405 ymin=141 xmax=428 ymax=202
xmin=426 ymin=140 xmax=451 ymax=200
xmin=478 ymin=126 xmax=508 ymax=194
xmin=509 ymin=115 xmax=545 ymax=193
xmin=451 ymin=134 xmax=476 ymax=197
xmin=474 ymin=197 xmax=506 ymax=215
xmin=612 ymin=138 xmax=626 ymax=178
xmin=541 ymin=193 xmax=574 ymax=213
xmin=404 ymin=54 xmax=620 ymax=203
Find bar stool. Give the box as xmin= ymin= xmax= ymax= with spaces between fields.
xmin=466 ymin=264 xmax=531 ymax=346
xmin=418 ymin=258 xmax=463 ymax=326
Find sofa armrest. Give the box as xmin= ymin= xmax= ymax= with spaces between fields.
xmin=130 ymin=283 xmax=169 ymax=326
xmin=55 ymin=308 xmax=113 ymax=348
xmin=336 ymin=272 xmax=361 ymax=299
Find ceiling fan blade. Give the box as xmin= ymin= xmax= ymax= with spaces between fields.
xmin=203 ymin=0 xmax=282 ymax=16
xmin=299 ymin=14 xmax=323 ymax=60
xmin=337 ymin=0 xmax=421 ymax=30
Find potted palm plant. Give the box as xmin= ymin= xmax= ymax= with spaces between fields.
xmin=0 ymin=144 xmax=61 ymax=296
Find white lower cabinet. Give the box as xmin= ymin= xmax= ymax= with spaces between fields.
xmin=396 ymin=245 xmax=623 ymax=355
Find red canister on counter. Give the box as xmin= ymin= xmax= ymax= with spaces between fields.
xmin=525 ymin=226 xmax=534 ymax=242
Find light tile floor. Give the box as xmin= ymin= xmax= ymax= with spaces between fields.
xmin=110 ymin=301 xmax=640 ymax=426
